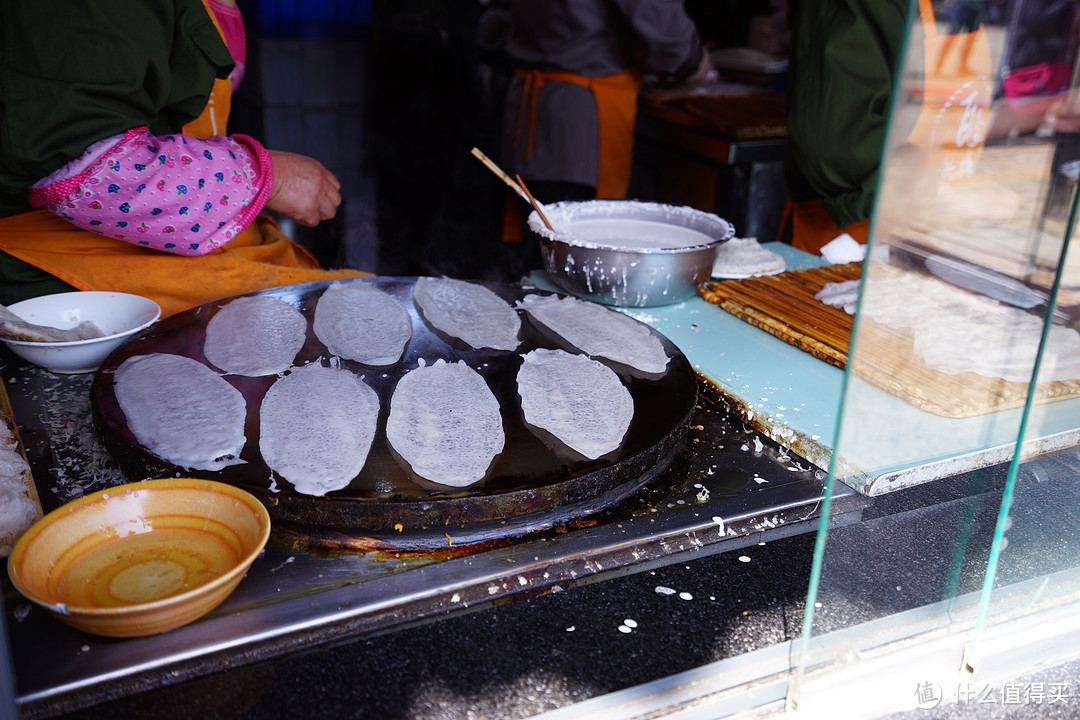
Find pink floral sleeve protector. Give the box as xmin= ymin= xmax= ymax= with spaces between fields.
xmin=28 ymin=127 xmax=273 ymax=256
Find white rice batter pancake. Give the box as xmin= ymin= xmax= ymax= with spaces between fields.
xmin=711 ymin=237 xmax=786 ymax=278
xmin=203 ymin=295 xmax=307 ymax=377
xmin=386 ymin=359 xmax=504 ymax=487
xmin=114 ymin=353 xmax=247 ymax=471
xmin=0 ymin=432 xmax=36 ymax=549
xmin=0 ymin=449 xmax=28 ymax=483
xmin=861 ymin=272 xmax=1080 ymax=383
xmin=259 ymin=362 xmax=380 ymax=496
xmin=413 ymin=277 xmax=521 ymax=351
xmin=0 ymin=483 xmax=37 ymax=551
xmin=518 ymin=294 xmax=669 ymax=374
xmin=815 ymin=280 xmax=861 ymax=315
xmin=517 ymin=349 xmax=634 ymax=459
xmin=314 ymin=281 xmax=412 ymax=365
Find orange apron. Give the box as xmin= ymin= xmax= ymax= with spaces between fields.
xmin=0 ymin=0 xmax=365 ymax=318
xmin=907 ymin=0 xmax=993 ymax=182
xmin=783 ymin=200 xmax=870 ymax=255
xmin=504 ymin=67 xmax=643 ymax=242
xmin=513 ymin=67 xmax=643 ymax=199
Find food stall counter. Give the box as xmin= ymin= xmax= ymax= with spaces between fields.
xmin=0 ymin=271 xmax=863 ymax=718
xmin=600 ymin=244 xmax=1080 ymax=495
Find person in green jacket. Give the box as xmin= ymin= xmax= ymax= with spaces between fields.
xmin=779 ymin=0 xmax=907 ymax=254
xmin=0 ymin=0 xmax=360 ymax=315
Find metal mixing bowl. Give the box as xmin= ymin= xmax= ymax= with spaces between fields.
xmin=529 ymin=200 xmax=734 ymax=307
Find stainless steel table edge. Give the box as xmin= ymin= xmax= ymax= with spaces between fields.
xmin=1 ymin=341 xmax=864 ymax=718
xmin=13 ymin=472 xmax=862 ymax=717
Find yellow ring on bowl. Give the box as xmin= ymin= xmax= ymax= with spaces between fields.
xmin=8 ymin=478 xmax=270 ymax=638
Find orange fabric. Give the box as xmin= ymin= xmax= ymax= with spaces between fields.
xmin=0 ymin=0 xmax=365 ymax=317
xmin=591 ymin=69 xmax=645 ymax=199
xmin=907 ymin=0 xmax=993 ymax=181
xmin=513 ymin=67 xmax=644 ymax=199
xmin=0 ymin=211 xmax=363 ymax=317
xmin=783 ymin=198 xmax=869 ymax=255
xmin=502 ymin=190 xmax=525 ymax=243
xmin=183 ymin=0 xmax=233 ymax=138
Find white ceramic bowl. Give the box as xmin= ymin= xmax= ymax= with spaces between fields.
xmin=2 ymin=291 xmax=161 ymax=374
xmin=529 ymin=200 xmax=735 ymax=307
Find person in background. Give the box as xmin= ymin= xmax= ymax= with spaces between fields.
xmin=0 ymin=0 xmax=364 ymax=317
xmin=934 ymin=0 xmax=989 ymax=75
xmin=778 ymin=0 xmax=907 ymax=255
xmin=498 ymin=0 xmax=715 ymax=268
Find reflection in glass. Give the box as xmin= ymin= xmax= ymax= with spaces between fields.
xmin=793 ymin=0 xmax=1080 ymax=707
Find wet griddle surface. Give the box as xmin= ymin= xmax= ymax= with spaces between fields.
xmin=89 ymin=278 xmax=697 ymax=547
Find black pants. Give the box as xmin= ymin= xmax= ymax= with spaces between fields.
xmin=0 ymin=251 xmax=76 ymax=306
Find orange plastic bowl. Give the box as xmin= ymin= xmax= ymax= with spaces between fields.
xmin=8 ymin=478 xmax=270 ymax=638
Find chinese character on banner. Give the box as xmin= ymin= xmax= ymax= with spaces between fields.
xmin=907 ymin=0 xmax=993 ymax=184
xmin=1048 ymin=683 xmax=1070 ymax=704
xmin=976 ymin=684 xmax=997 ymax=705
xmin=1028 ymin=683 xmax=1046 ymax=704
xmin=1002 ymin=683 xmax=1024 ymax=705
xmin=915 ymin=681 xmax=943 ymax=709
xmin=957 ymin=683 xmax=978 ymax=704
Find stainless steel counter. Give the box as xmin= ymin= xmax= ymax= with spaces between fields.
xmin=1 ymin=353 xmax=864 ymax=719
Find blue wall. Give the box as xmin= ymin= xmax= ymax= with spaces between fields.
xmin=258 ymin=0 xmax=372 ymax=38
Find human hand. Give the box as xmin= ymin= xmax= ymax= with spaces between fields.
xmin=265 ymin=151 xmax=342 ymax=227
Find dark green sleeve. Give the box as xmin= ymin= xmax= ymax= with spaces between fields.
xmin=0 ymin=0 xmax=234 ymax=217
xmin=784 ymin=0 xmax=907 ymax=230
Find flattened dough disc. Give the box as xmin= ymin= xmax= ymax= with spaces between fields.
xmin=519 ymin=293 xmax=668 ymax=374
xmin=314 ymin=281 xmax=412 ymax=365
xmin=517 ymin=349 xmax=633 ymax=459
xmin=114 ymin=353 xmax=247 ymax=471
xmin=386 ymin=359 xmax=504 ymax=487
xmin=204 ymin=295 xmax=307 ymax=377
xmin=260 ymin=362 xmax=380 ymax=496
xmin=413 ymin=276 xmax=521 ymax=351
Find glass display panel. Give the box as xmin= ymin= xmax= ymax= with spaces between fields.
xmin=795 ymin=0 xmax=1080 ymax=707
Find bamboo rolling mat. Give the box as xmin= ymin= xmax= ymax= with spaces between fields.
xmin=700 ymin=263 xmax=860 ymax=369
xmin=700 ymin=264 xmax=1080 ymax=419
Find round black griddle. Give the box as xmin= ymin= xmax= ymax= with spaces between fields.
xmin=90 ymin=278 xmax=698 ymax=550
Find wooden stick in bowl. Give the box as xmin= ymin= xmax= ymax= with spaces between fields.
xmin=469 ymin=147 xmax=555 ymax=231
xmin=470 ymin=147 xmax=523 ymax=195
xmin=515 ymin=174 xmax=554 ymax=231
